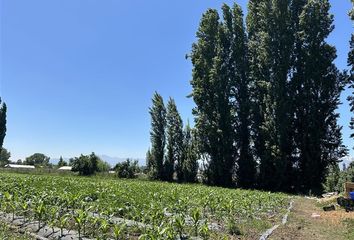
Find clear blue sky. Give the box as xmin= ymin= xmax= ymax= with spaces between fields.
xmin=1 ymin=0 xmax=353 ymax=161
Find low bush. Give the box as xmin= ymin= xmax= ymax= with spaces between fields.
xmin=114 ymin=159 xmax=139 ymax=178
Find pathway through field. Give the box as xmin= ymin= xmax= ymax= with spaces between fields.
xmin=269 ymin=198 xmax=354 ymax=240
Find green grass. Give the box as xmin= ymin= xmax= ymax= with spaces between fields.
xmin=0 ymin=172 xmax=290 ymax=239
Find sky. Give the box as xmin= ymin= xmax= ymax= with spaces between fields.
xmin=0 ymin=0 xmax=353 ymax=162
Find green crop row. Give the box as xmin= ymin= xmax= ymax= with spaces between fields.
xmin=0 ymin=172 xmax=290 ymax=239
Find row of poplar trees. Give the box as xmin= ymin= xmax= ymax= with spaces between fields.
xmin=147 ymin=94 xmax=199 ymax=183
xmin=148 ymin=0 xmax=354 ymax=195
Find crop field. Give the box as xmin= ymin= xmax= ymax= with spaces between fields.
xmin=0 ymin=172 xmax=290 ymax=239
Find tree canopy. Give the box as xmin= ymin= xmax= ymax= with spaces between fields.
xmin=0 ymin=148 xmax=10 ymax=167
xmin=191 ymin=0 xmax=346 ymax=194
xmin=71 ymin=153 xmax=100 ymax=175
xmin=24 ymin=153 xmax=50 ymax=166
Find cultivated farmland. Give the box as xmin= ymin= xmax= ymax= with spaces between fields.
xmin=0 ymin=172 xmax=290 ymax=239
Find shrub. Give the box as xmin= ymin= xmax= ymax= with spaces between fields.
xmin=114 ymin=159 xmax=139 ymax=178
xmin=97 ymin=159 xmax=110 ymax=172
xmin=71 ymin=153 xmax=99 ymax=176
xmin=324 ymin=162 xmax=354 ymax=193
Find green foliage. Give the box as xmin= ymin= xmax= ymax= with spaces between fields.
xmin=0 ymin=172 xmax=290 ymax=239
xmin=190 ymin=7 xmax=236 ymax=187
xmin=165 ymin=98 xmax=184 ymax=182
xmin=148 ymin=92 xmax=166 ymax=180
xmin=338 ymin=163 xmax=354 ymax=191
xmin=247 ymin=0 xmax=276 ymax=191
xmin=181 ymin=122 xmax=198 ymax=183
xmin=148 ymin=93 xmax=199 ymax=183
xmin=97 ymin=159 xmax=110 ymax=172
xmin=114 ymin=159 xmax=139 ymax=178
xmin=24 ymin=153 xmax=50 ymax=166
xmin=224 ymin=4 xmax=255 ymax=188
xmin=324 ymin=162 xmax=354 ymax=193
xmin=186 ymin=1 xmax=347 ymax=194
xmin=291 ymin=0 xmax=347 ymax=194
xmin=0 ymin=147 xmax=10 ymax=167
xmin=0 ymin=98 xmax=6 ymax=151
xmin=323 ymin=164 xmax=341 ymax=192
xmin=57 ymin=156 xmax=67 ymax=167
xmin=146 ymin=148 xmax=152 ymax=172
xmin=71 ymin=152 xmax=99 ymax=175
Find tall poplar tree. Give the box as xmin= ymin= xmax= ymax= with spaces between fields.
xmin=0 ymin=98 xmax=6 ymax=153
xmin=222 ymin=4 xmax=255 ymax=188
xmin=190 ymin=9 xmax=235 ymax=187
xmin=247 ymin=0 xmax=295 ymax=191
xmin=292 ymin=0 xmax=346 ymax=194
xmin=148 ymin=92 xmax=166 ymax=180
xmin=185 ymin=0 xmax=347 ymax=193
xmin=181 ymin=122 xmax=199 ymax=183
xmin=269 ymin=0 xmax=294 ymax=191
xmin=247 ymin=0 xmax=275 ymax=190
xmin=165 ymin=98 xmax=184 ymax=182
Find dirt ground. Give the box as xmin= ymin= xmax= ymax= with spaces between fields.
xmin=0 ymin=222 xmax=33 ymax=240
xmin=269 ymin=197 xmax=354 ymax=240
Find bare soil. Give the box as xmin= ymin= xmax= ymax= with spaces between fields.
xmin=269 ymin=197 xmax=354 ymax=240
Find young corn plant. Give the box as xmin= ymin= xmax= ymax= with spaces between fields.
xmin=74 ymin=210 xmax=86 ymax=239
xmin=3 ymin=192 xmax=16 ymax=221
xmin=191 ymin=208 xmax=201 ymax=236
xmin=21 ymin=201 xmax=29 ymax=223
xmin=113 ymin=223 xmax=126 ymax=240
xmin=89 ymin=216 xmax=105 ymax=238
xmin=226 ymin=217 xmax=241 ymax=235
xmin=47 ymin=206 xmax=58 ymax=234
xmin=58 ymin=213 xmax=69 ymax=238
xmin=34 ymin=201 xmax=46 ymax=230
xmin=199 ymin=221 xmax=210 ymax=240
xmin=159 ymin=221 xmax=176 ymax=240
xmin=174 ymin=214 xmax=185 ymax=239
xmin=139 ymin=226 xmax=163 ymax=240
xmin=99 ymin=218 xmax=111 ymax=239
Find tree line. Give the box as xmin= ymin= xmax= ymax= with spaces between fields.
xmin=148 ymin=0 xmax=354 ymax=195
xmin=0 ymin=1 xmax=353 ymax=195
xmin=324 ymin=161 xmax=354 ymax=193
xmin=147 ymin=93 xmax=199 ymax=183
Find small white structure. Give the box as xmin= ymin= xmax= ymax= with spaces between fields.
xmin=58 ymin=166 xmax=72 ymax=171
xmin=4 ymin=164 xmax=35 ymax=169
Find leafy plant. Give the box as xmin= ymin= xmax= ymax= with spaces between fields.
xmin=0 ymin=172 xmax=289 ymax=239
xmin=174 ymin=214 xmax=185 ymax=239
xmin=113 ymin=223 xmax=126 ymax=240
xmin=34 ymin=201 xmax=46 ymax=230
xmin=191 ymin=208 xmax=201 ymax=236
